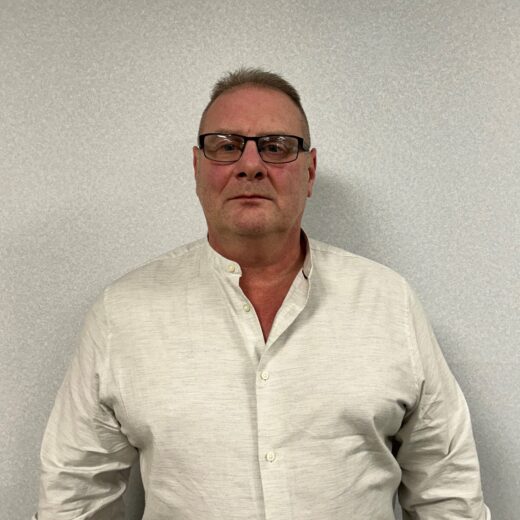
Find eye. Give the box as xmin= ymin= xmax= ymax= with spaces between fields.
xmin=264 ymin=142 xmax=286 ymax=153
xmin=203 ymin=134 xmax=245 ymax=161
xmin=259 ymin=136 xmax=295 ymax=155
xmin=219 ymin=141 xmax=240 ymax=152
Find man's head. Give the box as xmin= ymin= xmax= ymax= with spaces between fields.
xmin=193 ymin=68 xmax=316 ymax=247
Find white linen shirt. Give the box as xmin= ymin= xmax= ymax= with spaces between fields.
xmin=35 ymin=237 xmax=490 ymax=519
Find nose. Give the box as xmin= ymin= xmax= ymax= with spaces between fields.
xmin=234 ymin=140 xmax=267 ymax=180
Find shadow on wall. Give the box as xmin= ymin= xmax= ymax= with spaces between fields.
xmin=303 ymin=168 xmax=372 ymax=256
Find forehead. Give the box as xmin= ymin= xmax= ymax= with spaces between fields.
xmin=201 ymin=85 xmax=305 ymax=136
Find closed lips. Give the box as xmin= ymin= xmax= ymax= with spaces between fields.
xmin=231 ymin=194 xmax=270 ymax=199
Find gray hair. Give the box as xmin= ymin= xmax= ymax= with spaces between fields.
xmin=199 ymin=67 xmax=311 ymax=146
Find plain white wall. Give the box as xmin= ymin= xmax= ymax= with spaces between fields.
xmin=1 ymin=1 xmax=519 ymax=519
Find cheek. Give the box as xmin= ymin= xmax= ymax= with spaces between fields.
xmin=283 ymin=170 xmax=311 ymax=201
xmin=196 ymin=168 xmax=231 ymax=200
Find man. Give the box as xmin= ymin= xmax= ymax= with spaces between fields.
xmin=34 ymin=68 xmax=490 ymax=519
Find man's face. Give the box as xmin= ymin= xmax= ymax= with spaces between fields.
xmin=193 ymin=85 xmax=316 ymax=244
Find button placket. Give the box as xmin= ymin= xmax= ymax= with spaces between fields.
xmin=255 ymin=352 xmax=292 ymax=519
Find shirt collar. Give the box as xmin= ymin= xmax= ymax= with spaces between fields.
xmin=301 ymin=231 xmax=313 ymax=279
xmin=202 ymin=231 xmax=314 ymax=280
xmin=203 ymin=238 xmax=243 ymax=278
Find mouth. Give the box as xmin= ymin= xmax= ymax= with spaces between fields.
xmin=230 ymin=194 xmax=271 ymax=200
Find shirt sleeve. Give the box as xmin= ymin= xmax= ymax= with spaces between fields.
xmin=395 ymin=284 xmax=491 ymax=519
xmin=35 ymin=291 xmax=138 ymax=520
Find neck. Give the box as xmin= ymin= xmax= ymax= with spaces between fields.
xmin=207 ymin=228 xmax=305 ymax=282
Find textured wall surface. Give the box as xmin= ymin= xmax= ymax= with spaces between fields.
xmin=1 ymin=1 xmax=519 ymax=519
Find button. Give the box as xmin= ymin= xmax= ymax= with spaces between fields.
xmin=227 ymin=264 xmax=236 ymax=273
xmin=243 ymin=303 xmax=251 ymax=312
xmin=260 ymin=371 xmax=269 ymax=381
xmin=265 ymin=451 xmax=276 ymax=462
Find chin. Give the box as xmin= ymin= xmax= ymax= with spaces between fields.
xmin=232 ymin=224 xmax=272 ymax=236
xmin=228 ymin=217 xmax=282 ymax=236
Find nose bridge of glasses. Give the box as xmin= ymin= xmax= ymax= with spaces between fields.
xmin=235 ymin=138 xmax=268 ymax=176
xmin=241 ymin=136 xmax=263 ymax=159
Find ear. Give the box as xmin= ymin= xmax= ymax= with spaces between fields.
xmin=193 ymin=146 xmax=200 ymax=178
xmin=306 ymin=148 xmax=317 ymax=198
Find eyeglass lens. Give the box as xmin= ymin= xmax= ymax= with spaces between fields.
xmin=203 ymin=134 xmax=300 ymax=163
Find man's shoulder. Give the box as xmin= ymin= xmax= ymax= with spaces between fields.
xmin=308 ymin=238 xmax=407 ymax=289
xmin=105 ymin=238 xmax=206 ymax=296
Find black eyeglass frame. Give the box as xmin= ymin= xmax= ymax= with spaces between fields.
xmin=198 ymin=133 xmax=310 ymax=164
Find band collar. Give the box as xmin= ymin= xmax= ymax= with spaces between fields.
xmin=203 ymin=231 xmax=313 ymax=280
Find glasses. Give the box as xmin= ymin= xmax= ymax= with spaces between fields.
xmin=198 ymin=133 xmax=309 ymax=164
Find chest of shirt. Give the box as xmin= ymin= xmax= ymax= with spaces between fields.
xmin=102 ymin=279 xmax=417 ymax=455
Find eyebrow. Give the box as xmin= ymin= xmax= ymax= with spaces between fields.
xmin=204 ymin=130 xmax=297 ymax=136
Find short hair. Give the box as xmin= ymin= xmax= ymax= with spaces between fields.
xmin=198 ymin=67 xmax=311 ymax=146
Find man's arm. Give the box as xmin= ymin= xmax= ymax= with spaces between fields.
xmin=394 ymin=286 xmax=490 ymax=519
xmin=34 ymin=293 xmax=137 ymax=520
